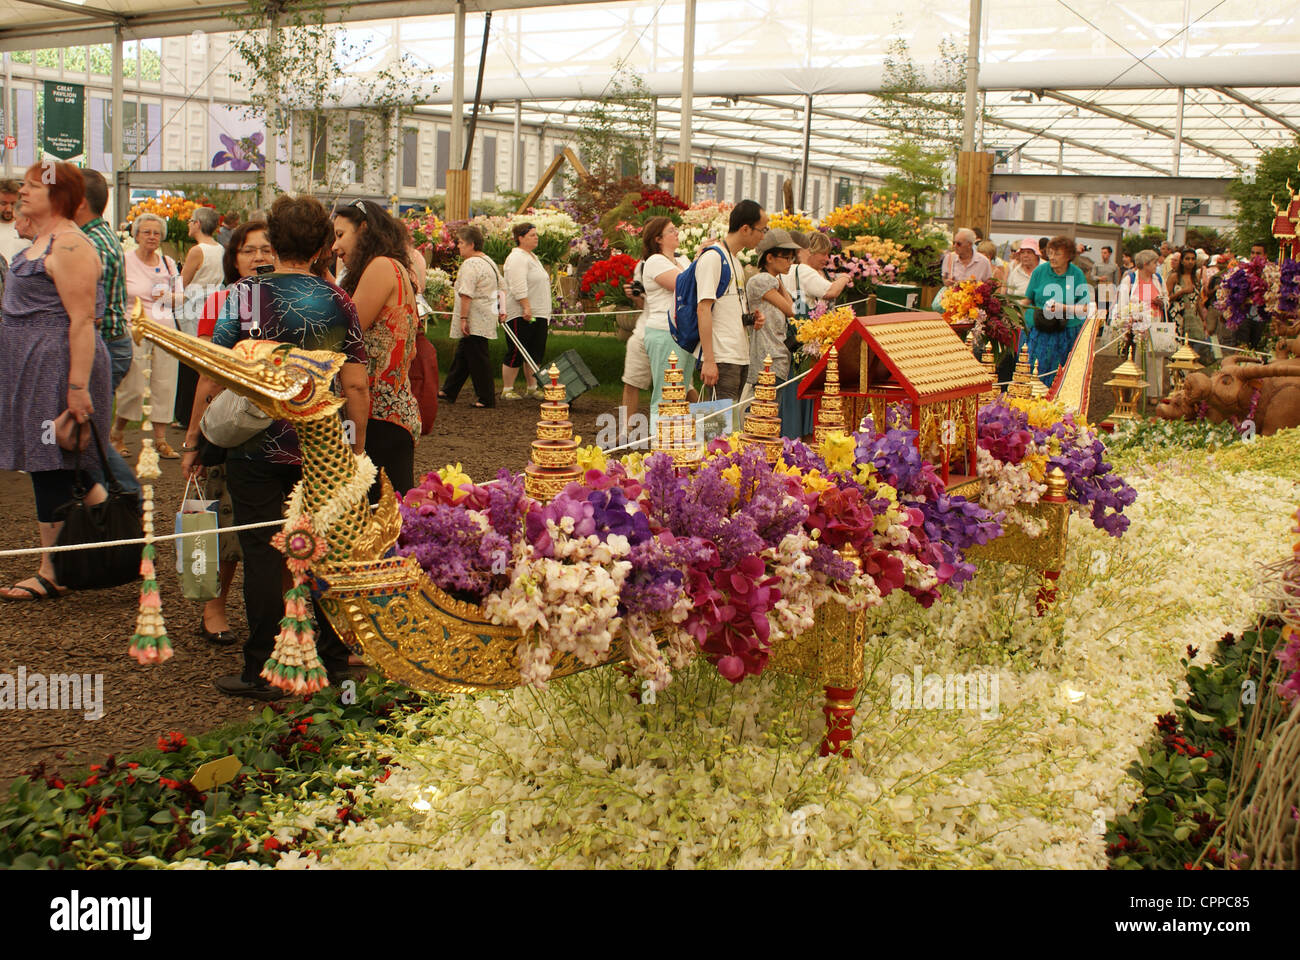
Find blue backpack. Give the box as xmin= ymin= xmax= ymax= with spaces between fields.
xmin=671 ymin=245 xmax=732 ymax=353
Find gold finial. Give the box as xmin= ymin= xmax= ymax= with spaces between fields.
xmin=1045 ymin=466 xmax=1068 ymax=500
xmin=1030 ymin=361 xmax=1049 ymax=398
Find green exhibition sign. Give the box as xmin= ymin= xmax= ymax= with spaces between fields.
xmin=42 ymin=81 xmax=85 ymax=161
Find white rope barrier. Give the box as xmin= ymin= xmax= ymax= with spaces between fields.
xmin=0 ymin=517 xmax=287 ymax=559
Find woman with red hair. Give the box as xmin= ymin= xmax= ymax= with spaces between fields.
xmin=0 ymin=162 xmax=112 ymax=600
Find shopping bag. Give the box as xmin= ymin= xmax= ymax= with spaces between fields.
xmin=691 ymin=392 xmax=734 ymax=447
xmin=175 ymin=476 xmax=220 ymax=601
xmin=1148 ymin=321 xmax=1178 ymax=356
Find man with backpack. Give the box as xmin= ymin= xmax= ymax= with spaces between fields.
xmin=691 ymin=199 xmax=768 ymax=401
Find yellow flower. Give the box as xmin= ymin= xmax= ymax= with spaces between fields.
xmin=620 ymin=451 xmax=646 ymax=478
xmin=801 ymin=469 xmax=835 ymax=494
xmin=438 ymin=462 xmax=474 ymax=502
xmin=819 ymin=431 xmax=856 ymax=474
xmin=1024 ymin=453 xmax=1048 ymax=483
xmin=576 ymin=444 xmax=607 ymax=474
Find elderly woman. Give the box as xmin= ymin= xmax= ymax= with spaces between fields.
xmin=112 ymin=212 xmax=182 ymax=458
xmin=1023 ymin=235 xmax=1093 ymax=388
xmin=501 ymin=221 xmax=552 ymax=400
xmin=439 ymin=225 xmax=505 ymax=408
xmin=0 ymin=162 xmax=110 ymax=600
xmin=1117 ymin=249 xmax=1168 ymax=402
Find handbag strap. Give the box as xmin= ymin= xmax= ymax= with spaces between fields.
xmin=75 ymin=417 xmax=127 ymax=498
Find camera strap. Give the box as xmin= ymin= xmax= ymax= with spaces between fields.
xmin=718 ymin=243 xmax=749 ymax=315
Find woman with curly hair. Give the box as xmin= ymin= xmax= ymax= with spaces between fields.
xmin=331 ymin=199 xmax=422 ymax=497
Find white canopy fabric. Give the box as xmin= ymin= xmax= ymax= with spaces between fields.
xmin=3 ymin=0 xmax=1299 ymax=179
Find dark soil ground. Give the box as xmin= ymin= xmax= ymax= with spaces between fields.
xmin=0 ymin=351 xmax=1125 ymax=789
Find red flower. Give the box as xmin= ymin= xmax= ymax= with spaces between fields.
xmin=83 ymin=774 xmax=100 ymax=787
xmin=159 ymin=777 xmax=185 ymax=790
xmin=263 ymin=837 xmax=282 ymax=852
xmin=157 ymin=731 xmax=188 ymax=753
xmin=87 ymin=805 xmax=107 ymax=830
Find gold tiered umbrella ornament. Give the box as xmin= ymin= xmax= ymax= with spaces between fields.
xmin=812 ymin=346 xmax=845 ymax=446
xmin=524 ymin=364 xmax=583 ymax=502
xmin=650 ymin=353 xmax=704 ymax=467
xmin=979 ymin=342 xmax=1000 ymax=407
xmin=738 ymin=355 xmax=783 ymax=463
xmin=1007 ymin=344 xmax=1034 ymax=400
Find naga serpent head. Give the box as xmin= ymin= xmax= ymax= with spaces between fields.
xmin=130 ymin=299 xmax=345 ymax=421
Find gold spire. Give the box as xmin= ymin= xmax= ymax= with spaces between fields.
xmin=739 ymin=355 xmax=783 ymax=463
xmin=651 ymin=354 xmax=704 ymax=466
xmin=1008 ymin=343 xmax=1033 ymax=399
xmin=1030 ymin=361 xmax=1049 ymax=398
xmin=525 ymin=364 xmax=582 ymax=500
xmin=813 ymin=346 xmax=844 ymax=445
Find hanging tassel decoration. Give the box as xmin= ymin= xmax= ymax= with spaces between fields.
xmin=262 ymin=515 xmax=330 ymax=694
xmin=128 ymin=339 xmax=172 ymax=664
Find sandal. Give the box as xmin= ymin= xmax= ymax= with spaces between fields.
xmin=109 ymin=429 xmax=128 ymax=457
xmin=472 ymin=401 xmax=491 ymax=409
xmin=0 ymin=574 xmax=69 ymax=601
xmin=155 ymin=439 xmax=180 ymax=459
xmin=437 ymin=392 xmax=454 ymax=404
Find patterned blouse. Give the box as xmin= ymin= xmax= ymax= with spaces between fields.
xmin=214 ymin=272 xmax=366 ymax=465
xmin=364 ymin=257 xmax=422 ymax=439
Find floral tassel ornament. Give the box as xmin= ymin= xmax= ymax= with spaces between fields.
xmin=262 ymin=516 xmax=330 ymax=693
xmin=128 ymin=343 xmax=171 ymax=664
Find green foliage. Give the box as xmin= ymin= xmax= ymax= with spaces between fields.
xmin=878 ymin=141 xmax=949 ymax=210
xmin=569 ymin=64 xmax=655 ymax=186
xmin=1227 ymin=137 xmax=1300 ymax=257
xmin=11 ymin=44 xmax=160 ymax=80
xmin=225 ymin=0 xmax=431 ymax=196
xmin=1107 ymin=623 xmax=1289 ymax=869
xmin=1184 ymin=226 xmax=1230 ymax=256
xmin=1122 ymin=225 xmax=1166 ymax=259
xmin=0 ymin=674 xmax=428 ymax=868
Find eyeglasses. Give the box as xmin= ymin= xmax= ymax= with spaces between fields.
xmin=771 ymin=250 xmax=795 ymax=259
xmin=238 ymin=245 xmax=275 ymax=257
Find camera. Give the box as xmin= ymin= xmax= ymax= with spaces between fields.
xmin=255 ymin=263 xmax=275 ymax=275
xmin=629 ymin=279 xmax=646 ymax=297
xmin=742 ymin=310 xmax=760 ymax=327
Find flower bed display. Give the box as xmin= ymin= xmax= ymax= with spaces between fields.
xmin=827 ymin=252 xmax=899 ymax=301
xmin=126 ymin=195 xmax=210 ymax=253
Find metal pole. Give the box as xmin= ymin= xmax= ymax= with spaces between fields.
xmin=961 ymin=0 xmax=981 ymax=152
xmin=1171 ymin=86 xmax=1184 ymax=238
xmin=111 ymin=26 xmax=124 ymax=226
xmin=513 ymin=99 xmax=522 ymax=192
xmin=450 ymin=0 xmax=466 ymax=166
xmin=462 ymin=11 xmax=491 ymax=170
xmin=799 ymin=93 xmax=812 ymax=210
xmin=679 ymin=0 xmax=695 ymax=165
xmin=645 ymin=95 xmax=657 ymax=184
xmin=2 ymin=52 xmax=12 ymax=178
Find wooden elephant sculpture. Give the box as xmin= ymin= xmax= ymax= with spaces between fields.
xmin=1156 ymin=371 xmax=1221 ymax=423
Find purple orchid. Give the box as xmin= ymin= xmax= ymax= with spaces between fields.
xmin=212 ymin=132 xmax=266 ymax=171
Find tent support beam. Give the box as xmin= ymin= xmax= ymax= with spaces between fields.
xmin=1040 ymin=90 xmax=1240 ymax=167
xmin=10 ymin=0 xmax=124 ymax=24
xmin=1212 ymin=86 xmax=1300 ymax=137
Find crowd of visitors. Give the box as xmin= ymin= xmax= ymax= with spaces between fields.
xmin=0 ymin=166 xmax=423 ymax=702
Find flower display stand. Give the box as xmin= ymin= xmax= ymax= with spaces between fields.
xmin=768 ymin=601 xmax=868 ymax=757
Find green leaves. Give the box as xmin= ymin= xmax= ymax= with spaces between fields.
xmin=0 ymin=673 xmax=429 ymax=870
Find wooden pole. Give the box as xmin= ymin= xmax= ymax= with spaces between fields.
xmin=673 ymin=0 xmax=696 ymax=205
xmin=954 ymin=150 xmax=994 ymax=240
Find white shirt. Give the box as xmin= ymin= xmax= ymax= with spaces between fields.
xmin=642 ymin=253 xmax=689 ymax=332
xmin=785 ymin=263 xmax=832 ymax=316
xmin=695 ymin=242 xmax=749 ymax=365
xmin=0 ymin=223 xmax=30 ymax=264
xmin=503 ymin=247 xmax=551 ymax=320
xmin=1005 ymin=261 xmax=1036 ymax=297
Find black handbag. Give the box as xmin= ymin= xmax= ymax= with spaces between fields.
xmin=52 ymin=418 xmax=144 ymax=590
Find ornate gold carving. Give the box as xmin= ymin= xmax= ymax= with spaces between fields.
xmin=965 ymin=498 xmax=1071 ymax=568
xmin=349 ymin=472 xmax=403 ymax=561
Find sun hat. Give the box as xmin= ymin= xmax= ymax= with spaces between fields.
xmin=786 ymin=230 xmax=810 ymax=249
xmin=756 ymin=227 xmax=799 ymax=256
xmin=1018 ymin=237 xmax=1040 ymax=254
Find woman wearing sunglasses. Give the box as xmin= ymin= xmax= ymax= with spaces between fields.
xmin=331 ymin=199 xmax=422 ymax=498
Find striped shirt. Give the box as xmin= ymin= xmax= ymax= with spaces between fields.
xmin=80 ymin=216 xmax=128 ymax=340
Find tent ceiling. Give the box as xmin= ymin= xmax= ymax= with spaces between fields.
xmin=3 ymin=0 xmax=1298 ymax=182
